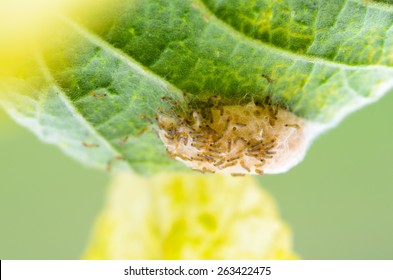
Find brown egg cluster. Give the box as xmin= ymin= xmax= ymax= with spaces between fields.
xmin=157 ymin=102 xmax=308 ymax=175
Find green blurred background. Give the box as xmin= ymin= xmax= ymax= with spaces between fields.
xmin=0 ymin=93 xmax=392 ymax=259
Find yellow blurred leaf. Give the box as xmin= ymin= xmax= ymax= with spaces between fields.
xmin=84 ymin=173 xmax=297 ymax=260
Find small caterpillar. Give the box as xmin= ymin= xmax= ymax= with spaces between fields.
xmin=89 ymin=91 xmax=107 ymax=99
xmin=82 ymin=142 xmax=100 ymax=148
xmin=118 ymin=136 xmax=129 ymax=145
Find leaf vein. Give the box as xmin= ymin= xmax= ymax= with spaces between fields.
xmin=199 ymin=0 xmax=393 ymax=69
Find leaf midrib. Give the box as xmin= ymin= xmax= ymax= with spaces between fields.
xmin=34 ymin=50 xmax=130 ymax=168
xmin=58 ymin=15 xmax=186 ymax=96
xmin=38 ymin=15 xmax=190 ymax=171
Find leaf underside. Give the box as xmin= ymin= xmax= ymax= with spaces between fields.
xmin=1 ymin=0 xmax=392 ymax=174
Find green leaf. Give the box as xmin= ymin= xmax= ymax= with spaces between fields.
xmin=1 ymin=0 xmax=392 ymax=173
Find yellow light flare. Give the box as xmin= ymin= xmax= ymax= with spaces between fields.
xmin=0 ymin=0 xmax=67 ymax=47
xmin=0 ymin=0 xmax=69 ymax=75
xmin=0 ymin=0 xmax=108 ymax=79
xmin=0 ymin=0 xmax=121 ymax=70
